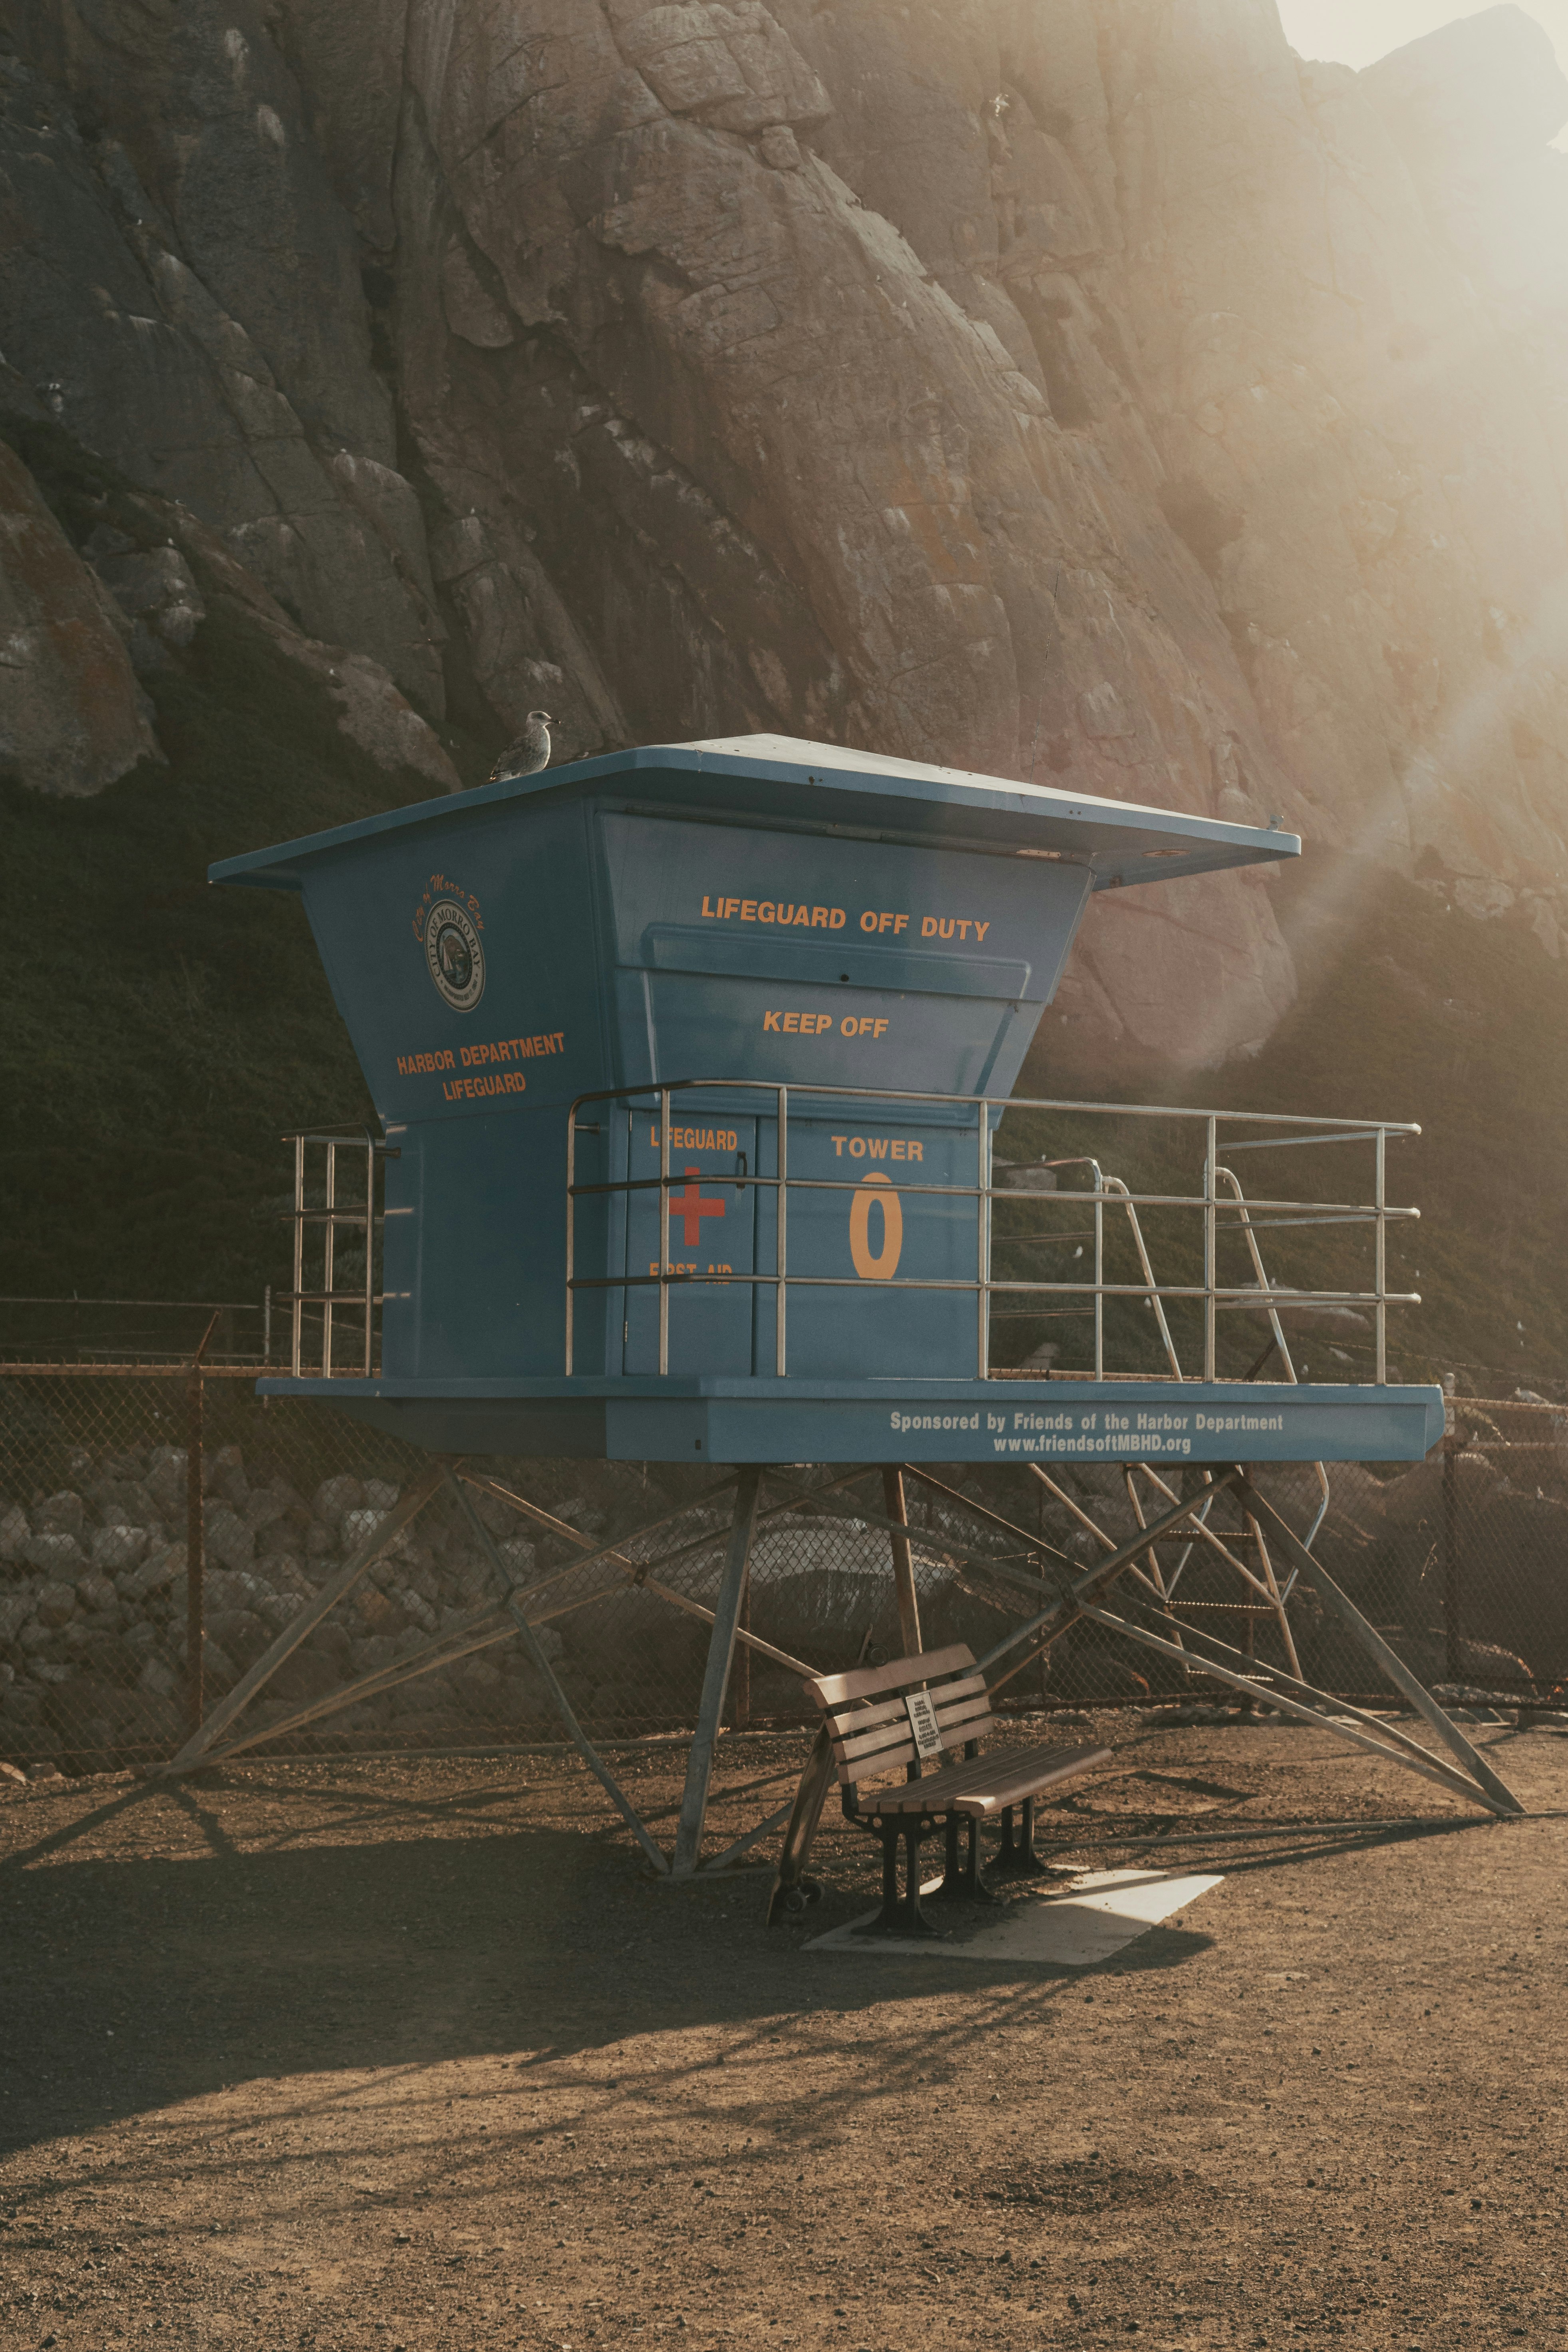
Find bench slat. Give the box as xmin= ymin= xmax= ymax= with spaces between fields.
xmin=850 ymin=1740 xmax=1031 ymax=1797
xmin=805 ymin=1643 xmax=976 ymax=1709
xmin=835 ymin=1694 xmax=994 ymax=1775
xmin=853 ymin=1742 xmax=1111 ymax=1818
xmin=828 ymin=1677 xmax=990 ymax=1750
xmin=839 ymin=1732 xmax=993 ymax=1785
xmin=823 ymin=1671 xmax=989 ymax=1740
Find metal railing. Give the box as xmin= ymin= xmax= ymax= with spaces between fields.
xmin=281 ymin=1127 xmax=393 ymax=1378
xmin=564 ymin=1081 xmax=1421 ymax=1381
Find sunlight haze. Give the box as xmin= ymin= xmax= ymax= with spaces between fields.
xmin=1276 ymin=0 xmax=1568 ymax=75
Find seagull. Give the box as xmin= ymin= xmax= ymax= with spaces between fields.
xmin=489 ymin=710 xmax=554 ymax=783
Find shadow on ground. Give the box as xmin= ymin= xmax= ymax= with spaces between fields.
xmin=0 ymin=1762 xmax=1489 ymax=2162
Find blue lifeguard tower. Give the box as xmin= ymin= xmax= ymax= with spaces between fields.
xmin=176 ymin=739 xmax=1515 ymax=1859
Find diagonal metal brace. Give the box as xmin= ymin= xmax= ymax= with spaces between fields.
xmin=449 ymin=1471 xmax=671 ymax=1874
xmin=1232 ymin=1474 xmax=1524 ymax=1818
xmin=187 ymin=1606 xmax=516 ymax=1766
xmin=978 ymin=1470 xmax=1244 ymax=1683
xmin=159 ymin=1460 xmax=449 ymax=1776
xmin=1126 ymin=1598 xmax=1488 ymax=1790
xmin=1080 ymin=1602 xmax=1505 ymax=1813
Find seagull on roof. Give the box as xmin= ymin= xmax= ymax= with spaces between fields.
xmin=488 ymin=710 xmax=554 ymax=783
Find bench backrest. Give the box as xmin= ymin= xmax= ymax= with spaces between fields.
xmin=801 ymin=1645 xmax=994 ymax=1786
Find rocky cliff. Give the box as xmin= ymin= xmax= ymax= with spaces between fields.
xmin=4 ymin=2 xmax=1568 ymax=1289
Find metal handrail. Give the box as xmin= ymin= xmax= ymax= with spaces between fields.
xmin=1042 ymin=1160 xmax=1184 ymax=1381
xmin=280 ymin=1127 xmax=392 ymax=1378
xmin=564 ymin=1078 xmax=1421 ymax=1382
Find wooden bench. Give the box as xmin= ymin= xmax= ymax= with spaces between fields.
xmin=769 ymin=1643 xmax=1111 ymax=1935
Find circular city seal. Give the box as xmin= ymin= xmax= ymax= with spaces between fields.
xmin=424 ymin=898 xmax=485 ymax=1012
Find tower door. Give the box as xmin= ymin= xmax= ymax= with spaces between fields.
xmin=622 ymin=1110 xmax=758 ymax=1375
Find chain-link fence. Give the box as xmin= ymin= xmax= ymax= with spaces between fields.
xmin=1403 ymin=1395 xmax=1568 ymax=1700
xmin=2 ymin=1367 xmax=1563 ymax=1775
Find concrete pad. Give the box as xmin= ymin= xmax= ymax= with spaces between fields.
xmin=807 ymin=1866 xmax=1223 ymax=1964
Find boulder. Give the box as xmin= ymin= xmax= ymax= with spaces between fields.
xmin=144 ymin=1450 xmax=189 ymax=1522
xmin=197 ymin=1640 xmax=240 ymax=1693
xmin=203 ymin=1569 xmax=252 ymax=1615
xmin=255 ymin=1512 xmax=310 ymax=1558
xmin=255 ymin=1590 xmax=305 ymax=1634
xmin=342 ymin=1506 xmax=390 ymax=1553
xmin=203 ymin=1510 xmax=255 ymax=1573
xmin=34 ymin=1493 xmax=86 ymax=1542
xmin=89 ymin=1479 xmax=157 ymax=1527
xmin=91 ymin=1525 xmax=149 ymax=1574
xmin=0 ymin=1592 xmax=34 ymax=1644
xmin=309 ymin=1621 xmax=354 ymax=1671
xmin=356 ymin=1586 xmax=409 ymax=1637
xmin=394 ymin=1586 xmax=438 ymax=1636
xmin=1381 ymin=1452 xmax=1497 ymax=1529
xmin=244 ymin=1483 xmax=298 ymax=1532
xmin=313 ymin=1476 xmax=366 ymax=1528
xmin=123 ymin=1541 xmax=187 ymax=1599
xmin=203 ymin=1447 xmax=250 ymax=1508
xmin=206 ymin=1609 xmax=273 ymax=1671
xmin=350 ymin=1634 xmax=403 ymax=1675
xmin=34 ymin=1579 xmax=79 ymax=1627
xmin=24 ymin=1534 xmax=83 ymax=1577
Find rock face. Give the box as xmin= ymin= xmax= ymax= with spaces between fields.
xmin=0 ymin=429 xmax=158 ymax=793
xmin=5 ymin=2 xmax=1568 ymax=1061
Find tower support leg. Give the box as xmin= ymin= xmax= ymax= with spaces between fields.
xmin=673 ymin=1466 xmax=764 ymax=1876
xmin=881 ymin=1466 xmax=923 ymax=1656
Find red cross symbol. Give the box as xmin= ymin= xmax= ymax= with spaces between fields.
xmin=672 ymin=1166 xmax=726 ymax=1248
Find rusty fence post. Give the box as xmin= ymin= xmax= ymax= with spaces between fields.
xmin=881 ymin=1465 xmax=922 ymax=1658
xmin=185 ymin=1314 xmax=220 ymax=1741
xmin=1036 ymin=1478 xmax=1051 ymax=1707
xmin=1442 ymin=1375 xmax=1461 ymax=1682
xmin=735 ymin=1577 xmax=752 ymax=1730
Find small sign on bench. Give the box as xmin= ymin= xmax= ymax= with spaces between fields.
xmin=904 ymin=1687 xmax=946 ymax=1760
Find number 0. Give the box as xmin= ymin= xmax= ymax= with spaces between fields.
xmin=849 ymin=1173 xmax=903 ymax=1280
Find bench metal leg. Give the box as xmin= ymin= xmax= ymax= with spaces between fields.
xmin=930 ymin=1812 xmax=999 ymax=1905
xmin=989 ymin=1797 xmax=1051 ymax=1881
xmin=859 ymin=1819 xmax=939 ymax=1937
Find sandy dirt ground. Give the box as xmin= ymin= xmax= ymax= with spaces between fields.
xmin=1 ymin=1713 xmax=1565 ymax=2352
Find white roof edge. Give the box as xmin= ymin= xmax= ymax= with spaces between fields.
xmin=670 ymin=733 xmax=1286 ymax=844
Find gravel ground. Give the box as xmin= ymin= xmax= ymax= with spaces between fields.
xmin=1 ymin=1714 xmax=1565 ymax=2352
